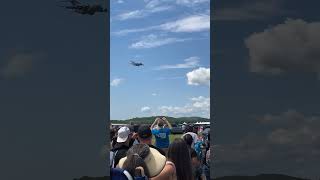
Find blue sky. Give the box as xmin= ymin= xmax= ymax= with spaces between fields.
xmin=110 ymin=0 xmax=210 ymax=120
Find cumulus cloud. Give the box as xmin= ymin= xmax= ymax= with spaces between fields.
xmin=129 ymin=34 xmax=191 ymax=49
xmin=110 ymin=78 xmax=124 ymax=87
xmin=186 ymin=67 xmax=210 ymax=86
xmin=141 ymin=106 xmax=151 ymax=112
xmin=191 ymin=96 xmax=210 ymax=110
xmin=156 ymin=56 xmax=200 ymax=70
xmin=1 ymin=52 xmax=42 ymax=79
xmin=245 ymin=19 xmax=320 ymax=75
xmin=113 ymin=14 xmax=210 ymax=36
xmin=158 ymin=96 xmax=210 ymax=118
xmin=214 ymin=110 xmax=320 ymax=178
xmin=152 ymin=93 xmax=157 ymax=96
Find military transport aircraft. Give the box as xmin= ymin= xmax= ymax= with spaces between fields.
xmin=59 ymin=0 xmax=107 ymax=15
xmin=130 ymin=61 xmax=144 ymax=67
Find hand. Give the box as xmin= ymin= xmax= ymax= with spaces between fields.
xmin=162 ymin=117 xmax=168 ymax=121
xmin=132 ymin=132 xmax=138 ymax=139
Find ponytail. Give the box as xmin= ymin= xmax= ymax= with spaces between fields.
xmin=122 ymin=144 xmax=151 ymax=177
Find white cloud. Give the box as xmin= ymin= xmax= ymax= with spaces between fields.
xmin=129 ymin=34 xmax=191 ymax=49
xmin=116 ymin=6 xmax=172 ymax=21
xmin=141 ymin=106 xmax=151 ymax=112
xmin=159 ymin=105 xmax=193 ymax=114
xmin=152 ymin=93 xmax=157 ymax=96
xmin=113 ymin=14 xmax=210 ymax=36
xmin=159 ymin=14 xmax=210 ymax=32
xmin=113 ymin=26 xmax=158 ymax=36
xmin=186 ymin=67 xmax=210 ymax=86
xmin=115 ymin=0 xmax=173 ymax=21
xmin=156 ymin=56 xmax=200 ymax=70
xmin=145 ymin=0 xmax=209 ymax=8
xmin=117 ymin=10 xmax=145 ymax=21
xmin=149 ymin=5 xmax=173 ymax=13
xmin=110 ymin=78 xmax=124 ymax=87
xmin=176 ymin=0 xmax=209 ymax=6
xmin=158 ymin=96 xmax=210 ymax=118
xmin=245 ymin=19 xmax=320 ymax=75
xmin=191 ymin=96 xmax=210 ymax=109
xmin=145 ymin=0 xmax=162 ymax=9
xmin=117 ymin=0 xmax=124 ymax=3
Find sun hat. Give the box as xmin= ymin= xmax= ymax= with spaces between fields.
xmin=118 ymin=146 xmax=166 ymax=177
xmin=117 ymin=126 xmax=130 ymax=143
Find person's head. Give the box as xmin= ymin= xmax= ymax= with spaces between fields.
xmin=183 ymin=134 xmax=193 ymax=148
xmin=193 ymin=126 xmax=198 ymax=134
xmin=118 ymin=144 xmax=166 ymax=178
xmin=167 ymin=138 xmax=193 ymax=180
xmin=157 ymin=118 xmax=164 ymax=127
xmin=117 ymin=126 xmax=131 ymax=145
xmin=184 ymin=125 xmax=193 ymax=133
xmin=138 ymin=125 xmax=152 ymax=144
xmin=122 ymin=144 xmax=151 ymax=177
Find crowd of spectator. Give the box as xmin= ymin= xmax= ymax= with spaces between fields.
xmin=110 ymin=117 xmax=210 ymax=180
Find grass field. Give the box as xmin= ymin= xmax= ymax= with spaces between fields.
xmin=151 ymin=134 xmax=182 ymax=145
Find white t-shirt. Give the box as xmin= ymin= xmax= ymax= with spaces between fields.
xmin=181 ymin=132 xmax=198 ymax=148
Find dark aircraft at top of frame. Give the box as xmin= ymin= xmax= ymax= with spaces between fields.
xmin=130 ymin=61 xmax=144 ymax=67
xmin=59 ymin=0 xmax=107 ymax=15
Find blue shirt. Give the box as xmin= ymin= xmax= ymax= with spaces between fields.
xmin=151 ymin=128 xmax=171 ymax=148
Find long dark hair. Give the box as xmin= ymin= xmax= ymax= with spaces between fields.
xmin=122 ymin=144 xmax=151 ymax=177
xmin=167 ymin=138 xmax=193 ymax=180
xmin=183 ymin=134 xmax=193 ymax=148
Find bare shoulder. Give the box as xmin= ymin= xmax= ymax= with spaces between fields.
xmin=164 ymin=162 xmax=175 ymax=172
xmin=150 ymin=163 xmax=176 ymax=180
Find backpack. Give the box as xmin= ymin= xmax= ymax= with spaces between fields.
xmin=194 ymin=141 xmax=203 ymax=159
xmin=111 ymin=168 xmax=133 ymax=180
xmin=110 ymin=150 xmax=118 ymax=168
xmin=111 ymin=168 xmax=149 ymax=180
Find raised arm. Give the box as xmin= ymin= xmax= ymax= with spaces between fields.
xmin=162 ymin=117 xmax=172 ymax=129
xmin=150 ymin=117 xmax=160 ymax=130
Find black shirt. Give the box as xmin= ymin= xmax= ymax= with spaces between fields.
xmin=111 ymin=143 xmax=130 ymax=168
xmin=148 ymin=144 xmax=166 ymax=156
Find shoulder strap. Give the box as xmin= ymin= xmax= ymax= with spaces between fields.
xmin=110 ymin=150 xmax=118 ymax=168
xmin=123 ymin=170 xmax=133 ymax=180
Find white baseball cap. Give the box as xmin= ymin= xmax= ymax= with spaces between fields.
xmin=117 ymin=126 xmax=130 ymax=143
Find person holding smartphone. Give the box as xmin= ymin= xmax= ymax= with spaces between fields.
xmin=150 ymin=117 xmax=172 ymax=151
